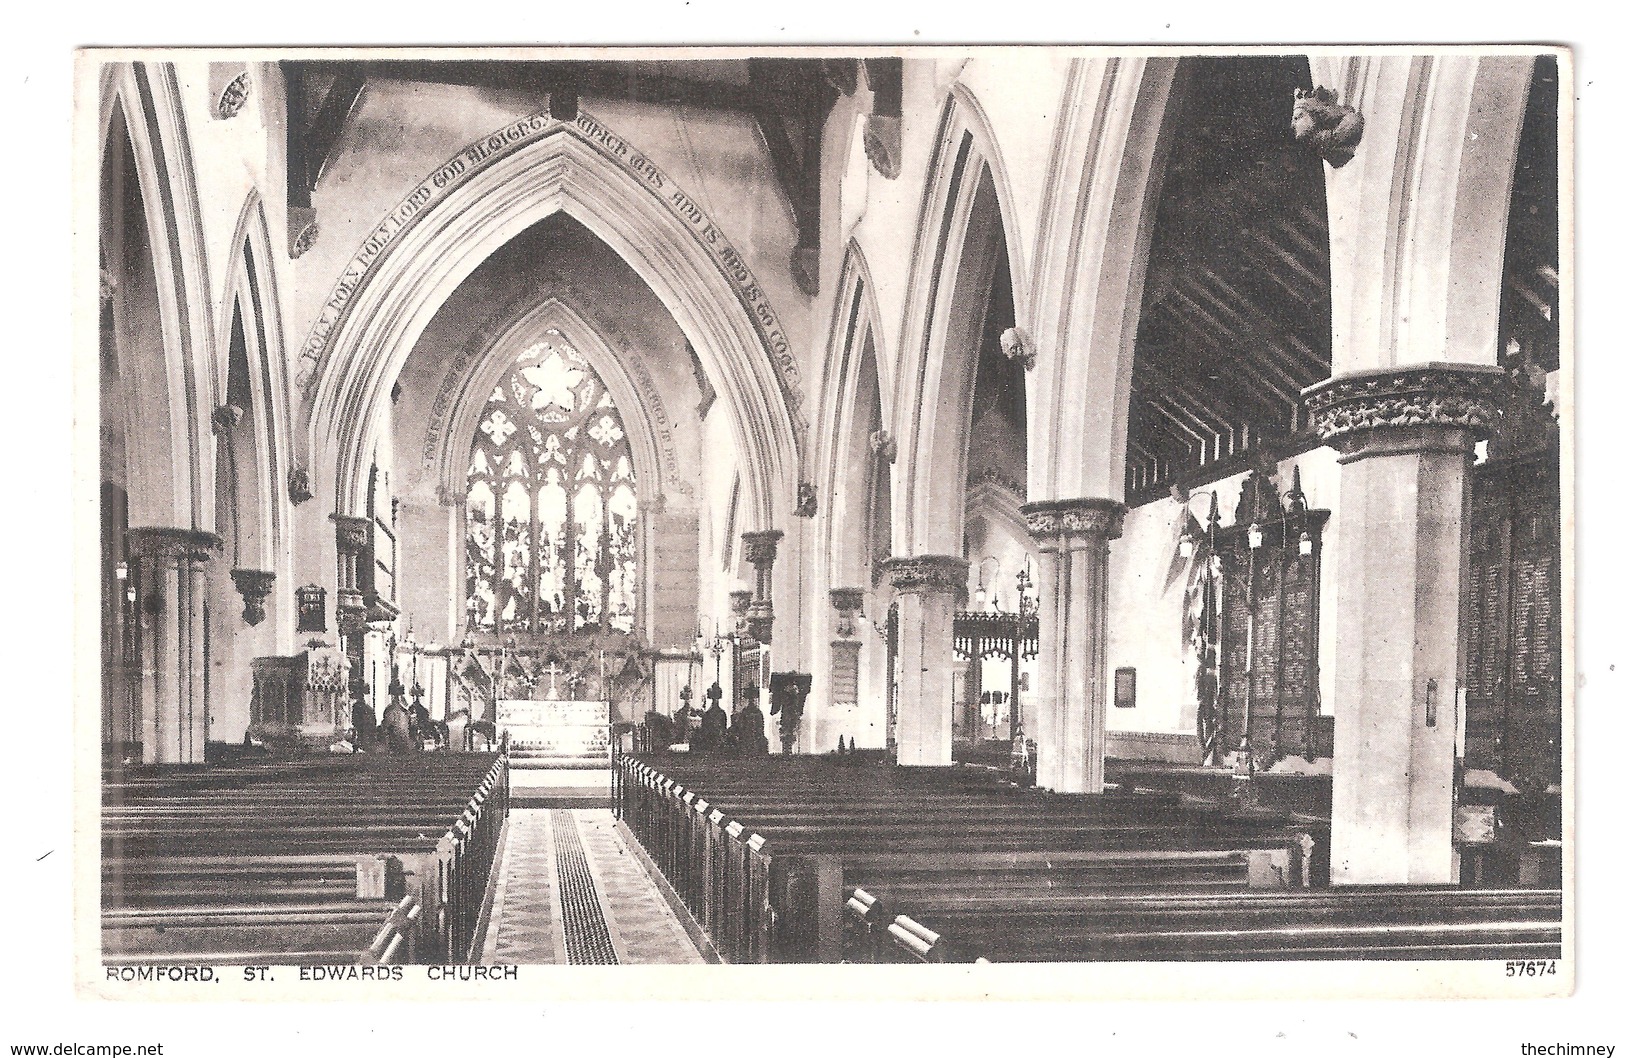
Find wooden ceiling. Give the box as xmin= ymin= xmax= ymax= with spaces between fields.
xmin=1125 ymin=56 xmax=1331 ymax=505
xmin=279 ymin=58 xmax=870 ymax=291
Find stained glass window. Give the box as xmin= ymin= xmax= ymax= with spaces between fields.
xmin=465 ymin=330 xmax=638 ymax=636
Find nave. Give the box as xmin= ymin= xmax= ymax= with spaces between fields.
xmin=92 ymin=49 xmax=1567 ymax=976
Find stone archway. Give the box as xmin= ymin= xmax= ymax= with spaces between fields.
xmin=303 ymin=110 xmax=803 ymax=540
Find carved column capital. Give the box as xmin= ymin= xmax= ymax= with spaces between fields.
xmin=230 ymin=568 xmax=275 ymax=626
xmin=830 ymin=587 xmax=866 ymax=638
xmin=125 ymin=527 xmax=223 ymax=565
xmin=330 ymin=514 xmax=371 ymax=556
xmin=741 ymin=529 xmax=784 ymax=568
xmin=1020 ymin=498 xmax=1126 ymax=542
xmin=1302 ymin=363 xmax=1506 ymax=459
xmin=880 ymin=554 xmax=969 ymax=597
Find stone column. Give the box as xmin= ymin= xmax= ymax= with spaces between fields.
xmin=332 ymin=514 xmax=371 ymax=668
xmin=1304 ymin=364 xmax=1505 ymax=884
xmin=880 ymin=555 xmax=968 ymax=767
xmin=741 ymin=530 xmax=784 ymax=643
xmin=1021 ymin=499 xmax=1124 ymax=794
xmin=126 ymin=528 xmax=221 ymax=764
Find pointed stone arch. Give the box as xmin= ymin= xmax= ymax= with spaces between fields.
xmin=305 ymin=111 xmax=802 ymax=537
xmin=98 ymin=61 xmax=217 ymax=529
xmin=814 ymin=240 xmax=891 ymax=589
xmin=217 ymin=190 xmax=295 ymax=573
xmin=1025 ymin=56 xmax=1180 ymax=504
xmin=891 ymin=91 xmax=1023 ymax=558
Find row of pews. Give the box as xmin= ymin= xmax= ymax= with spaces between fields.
xmin=613 ymin=753 xmax=1561 ymax=963
xmin=103 ymin=753 xmax=509 ymax=966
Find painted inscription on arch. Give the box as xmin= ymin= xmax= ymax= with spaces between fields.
xmin=294 ymin=109 xmax=808 ymax=446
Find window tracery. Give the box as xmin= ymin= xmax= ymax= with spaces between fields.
xmin=465 ymin=330 xmax=638 ymax=636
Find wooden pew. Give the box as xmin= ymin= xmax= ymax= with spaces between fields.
xmin=102 ymin=753 xmax=509 ymax=965
xmin=614 ymin=755 xmax=1319 ymax=963
xmin=862 ymin=888 xmax=1562 ymax=962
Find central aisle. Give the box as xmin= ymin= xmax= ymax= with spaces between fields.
xmin=481 ymin=807 xmax=705 ymax=965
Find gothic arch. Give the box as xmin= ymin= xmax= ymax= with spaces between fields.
xmin=1307 ymin=54 xmax=1540 ymax=373
xmin=1025 ymin=56 xmax=1180 ymax=503
xmin=814 ymin=240 xmax=890 ymax=588
xmin=217 ymin=190 xmax=294 ymax=577
xmin=891 ymin=92 xmax=1022 ymax=557
xmin=308 ymin=115 xmax=799 ymax=535
xmin=98 ymin=61 xmax=217 ymax=529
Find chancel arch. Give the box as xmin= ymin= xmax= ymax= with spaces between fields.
xmin=307 ymin=114 xmax=799 ymax=541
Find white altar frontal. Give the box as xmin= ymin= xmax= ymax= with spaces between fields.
xmin=498 ymin=699 xmax=611 ymax=769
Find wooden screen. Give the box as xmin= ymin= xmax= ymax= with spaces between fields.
xmin=1462 ymin=455 xmax=1561 ymax=793
xmin=1212 ymin=471 xmax=1329 ymax=767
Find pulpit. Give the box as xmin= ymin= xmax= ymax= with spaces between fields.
xmin=248 ymin=645 xmax=352 ymax=749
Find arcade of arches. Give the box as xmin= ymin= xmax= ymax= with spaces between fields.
xmin=97 ymin=47 xmax=1563 ymax=953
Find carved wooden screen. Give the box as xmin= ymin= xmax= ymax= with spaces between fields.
xmin=1212 ymin=473 xmax=1329 ymax=767
xmin=1462 ymin=455 xmax=1561 ymax=793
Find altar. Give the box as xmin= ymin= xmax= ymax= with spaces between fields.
xmin=497 ymin=698 xmax=611 ymax=768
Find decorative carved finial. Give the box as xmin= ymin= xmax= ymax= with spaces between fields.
xmin=215 ymin=71 xmax=251 ymax=120
xmin=1291 ymin=86 xmax=1365 ymax=168
xmin=290 ymin=219 xmax=320 ymax=259
xmin=863 ymin=115 xmax=902 ymax=180
xmin=869 ymin=429 xmax=896 ymax=464
xmin=288 ymin=466 xmax=313 ymax=505
xmin=1000 ymin=327 xmax=1036 ymax=371
xmin=795 ymin=482 xmax=819 ymax=518
xmin=212 ymin=404 xmax=244 ymax=433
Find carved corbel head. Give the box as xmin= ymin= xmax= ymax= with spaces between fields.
xmin=1000 ymin=327 xmax=1036 ymax=371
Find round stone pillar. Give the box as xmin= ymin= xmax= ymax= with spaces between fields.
xmin=125 ymin=527 xmax=221 ymax=764
xmin=880 ymin=555 xmax=968 ymax=767
xmin=1304 ymin=363 xmax=1505 ymax=884
xmin=1021 ymin=499 xmax=1125 ymax=794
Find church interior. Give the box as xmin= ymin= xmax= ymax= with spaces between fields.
xmin=94 ymin=49 xmax=1565 ymax=967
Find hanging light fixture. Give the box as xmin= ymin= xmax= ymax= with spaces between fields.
xmin=1247 ymin=521 xmax=1264 ymax=551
